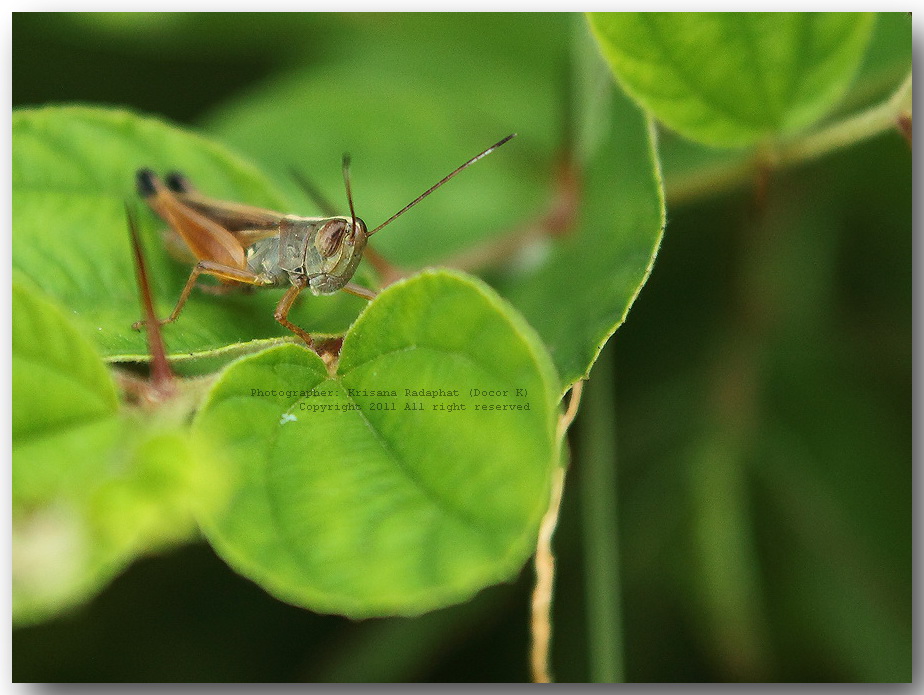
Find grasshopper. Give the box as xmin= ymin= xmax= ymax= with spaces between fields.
xmin=134 ymin=134 xmax=515 ymax=349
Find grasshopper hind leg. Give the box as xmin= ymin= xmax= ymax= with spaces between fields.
xmin=132 ymin=261 xmax=273 ymax=331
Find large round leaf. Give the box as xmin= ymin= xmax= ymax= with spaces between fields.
xmin=194 ymin=270 xmax=559 ymax=617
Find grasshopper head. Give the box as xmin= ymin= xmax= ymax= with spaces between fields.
xmin=280 ymin=215 xmax=368 ymax=295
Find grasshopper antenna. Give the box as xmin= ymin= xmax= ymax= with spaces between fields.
xmin=342 ymin=154 xmax=358 ymax=235
xmin=288 ymin=166 xmax=340 ymax=218
xmin=367 ymin=133 xmax=517 ymax=237
xmin=125 ymin=202 xmax=174 ymax=397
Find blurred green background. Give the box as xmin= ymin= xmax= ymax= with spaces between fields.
xmin=12 ymin=12 xmax=911 ymax=682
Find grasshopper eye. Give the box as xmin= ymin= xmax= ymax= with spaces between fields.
xmin=315 ymin=219 xmax=348 ymax=257
xmin=350 ymin=218 xmax=368 ymax=241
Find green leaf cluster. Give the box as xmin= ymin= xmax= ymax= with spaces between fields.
xmin=12 ymin=13 xmax=664 ymax=622
xmin=13 ymin=279 xmax=226 ymax=625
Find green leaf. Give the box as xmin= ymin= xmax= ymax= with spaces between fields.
xmin=499 ymin=43 xmax=665 ymax=390
xmin=658 ymin=13 xmax=910 ymax=203
xmin=12 ymin=278 xmax=120 ymax=505
xmin=12 ymin=421 xmax=213 ymax=626
xmin=12 ymin=279 xmax=226 ymax=625
xmin=194 ymin=270 xmax=559 ymax=617
xmin=588 ymin=12 xmax=875 ymax=147
xmin=847 ymin=12 xmax=912 ymax=110
xmin=12 ymin=105 xmax=368 ymax=363
xmin=12 ymin=279 xmax=126 ymax=624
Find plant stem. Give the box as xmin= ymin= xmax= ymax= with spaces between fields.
xmin=531 ymin=464 xmax=565 ymax=684
xmin=775 ymin=71 xmax=912 ymax=167
xmin=578 ymin=344 xmax=624 ymax=683
xmin=666 ymin=69 xmax=912 ymax=204
xmin=530 ymin=381 xmax=583 ymax=683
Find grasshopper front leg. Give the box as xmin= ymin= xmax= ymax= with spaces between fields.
xmin=341 ymin=282 xmax=377 ymax=301
xmin=273 ymin=278 xmax=314 ymax=348
xmin=273 ymin=282 xmax=376 ymax=352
